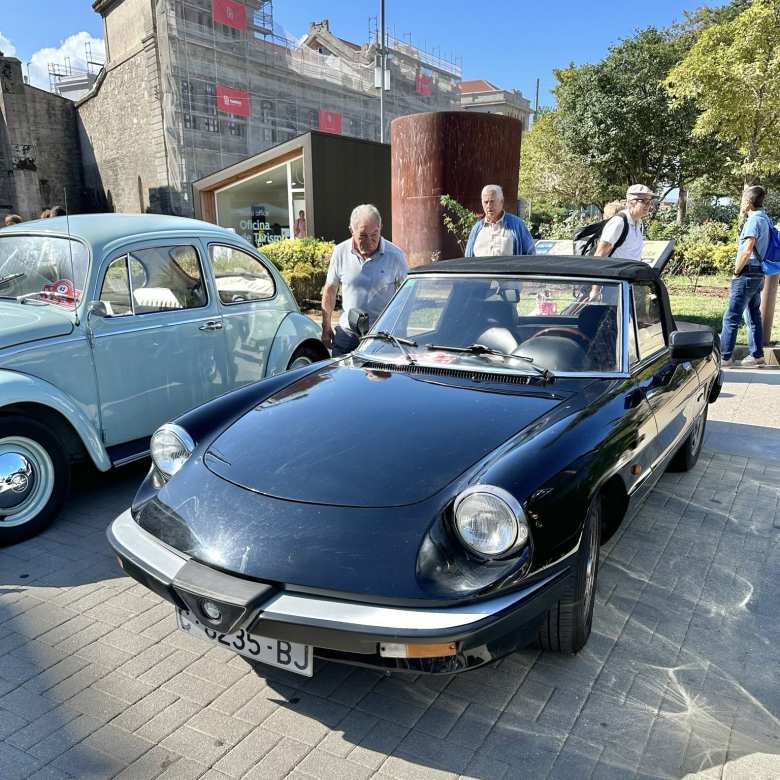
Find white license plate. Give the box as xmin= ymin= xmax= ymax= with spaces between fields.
xmin=175 ymin=608 xmax=313 ymax=677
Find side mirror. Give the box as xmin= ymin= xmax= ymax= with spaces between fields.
xmin=669 ymin=329 xmax=714 ymax=362
xmin=347 ymin=308 xmax=369 ymax=337
xmin=87 ymin=300 xmax=108 ymax=318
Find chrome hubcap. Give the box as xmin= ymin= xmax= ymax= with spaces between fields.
xmin=0 ymin=437 xmax=55 ymax=527
xmin=289 ymin=356 xmax=313 ymax=370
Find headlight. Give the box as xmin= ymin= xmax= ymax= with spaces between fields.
xmin=150 ymin=424 xmax=194 ymax=479
xmin=454 ymin=486 xmax=529 ymax=557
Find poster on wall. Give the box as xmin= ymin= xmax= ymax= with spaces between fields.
xmin=318 ymin=110 xmax=343 ymax=135
xmin=216 ymin=85 xmax=251 ymax=117
xmin=416 ymin=73 xmax=433 ymax=96
xmin=212 ymin=0 xmax=247 ymax=30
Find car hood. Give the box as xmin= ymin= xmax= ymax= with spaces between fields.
xmin=204 ymin=363 xmax=563 ymax=508
xmin=0 ymin=302 xmax=73 ymax=350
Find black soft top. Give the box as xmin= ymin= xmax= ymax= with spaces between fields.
xmin=409 ymin=255 xmax=660 ymax=283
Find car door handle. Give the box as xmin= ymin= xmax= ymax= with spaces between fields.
xmin=199 ymin=320 xmax=223 ymax=332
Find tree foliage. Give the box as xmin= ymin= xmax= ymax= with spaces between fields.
xmin=440 ymin=195 xmax=479 ymax=253
xmin=518 ymin=109 xmax=613 ymax=210
xmin=554 ymin=28 xmax=726 ymax=193
xmin=666 ymin=0 xmax=780 ymax=181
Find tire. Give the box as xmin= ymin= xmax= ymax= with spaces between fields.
xmin=668 ymin=405 xmax=707 ymax=473
xmin=287 ymin=343 xmax=326 ymax=371
xmin=0 ymin=415 xmax=70 ymax=546
xmin=538 ymin=495 xmax=602 ymax=654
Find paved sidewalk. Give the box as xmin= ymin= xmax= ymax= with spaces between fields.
xmin=0 ymin=369 xmax=778 ymax=779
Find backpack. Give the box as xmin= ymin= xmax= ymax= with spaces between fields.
xmin=761 ymin=214 xmax=780 ymax=276
xmin=573 ymin=213 xmax=629 ymax=257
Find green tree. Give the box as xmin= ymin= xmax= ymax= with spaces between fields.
xmin=666 ymin=0 xmax=780 ymax=182
xmin=518 ymin=109 xmax=612 ymax=213
xmin=555 ymin=28 xmax=727 ymax=222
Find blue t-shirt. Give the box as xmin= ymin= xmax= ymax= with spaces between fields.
xmin=737 ymin=210 xmax=770 ymax=273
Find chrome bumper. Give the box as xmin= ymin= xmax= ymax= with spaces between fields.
xmin=108 ymin=509 xmax=566 ymax=640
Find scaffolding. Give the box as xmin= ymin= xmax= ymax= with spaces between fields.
xmin=155 ymin=0 xmax=461 ymax=215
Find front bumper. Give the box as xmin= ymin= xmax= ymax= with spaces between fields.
xmin=108 ymin=509 xmax=571 ymax=674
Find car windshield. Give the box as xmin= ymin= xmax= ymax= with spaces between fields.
xmin=358 ymin=275 xmax=623 ymax=374
xmin=0 ymin=235 xmax=89 ymax=310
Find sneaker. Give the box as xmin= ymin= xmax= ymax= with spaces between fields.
xmin=721 ymin=357 xmax=733 ymax=367
xmin=740 ymin=355 xmax=766 ymax=368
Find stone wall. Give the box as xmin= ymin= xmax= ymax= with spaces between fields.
xmin=0 ymin=56 xmax=84 ymax=220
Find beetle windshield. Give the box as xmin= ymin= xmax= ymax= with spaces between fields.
xmin=358 ymin=276 xmax=622 ymax=374
xmin=0 ymin=235 xmax=89 ymax=309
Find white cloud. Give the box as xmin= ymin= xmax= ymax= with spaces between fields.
xmin=27 ymin=32 xmax=105 ymax=91
xmin=0 ymin=32 xmax=18 ymax=58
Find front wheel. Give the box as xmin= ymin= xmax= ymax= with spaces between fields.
xmin=0 ymin=416 xmax=70 ymax=545
xmin=668 ymin=405 xmax=707 ymax=473
xmin=538 ymin=495 xmax=602 ymax=654
xmin=287 ymin=343 xmax=326 ymax=371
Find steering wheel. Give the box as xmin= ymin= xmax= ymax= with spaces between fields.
xmin=526 ymin=327 xmax=591 ymax=349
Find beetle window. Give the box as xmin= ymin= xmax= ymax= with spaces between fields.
xmin=128 ymin=245 xmax=207 ymax=314
xmin=209 ymin=245 xmax=275 ymax=304
xmin=98 ymin=257 xmax=132 ymax=316
xmin=633 ymin=283 xmax=665 ymax=358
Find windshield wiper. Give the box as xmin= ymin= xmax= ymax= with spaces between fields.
xmin=16 ymin=291 xmax=55 ymax=306
xmin=426 ymin=343 xmax=554 ymax=382
xmin=0 ymin=272 xmax=25 ymax=289
xmin=359 ymin=331 xmax=418 ymax=364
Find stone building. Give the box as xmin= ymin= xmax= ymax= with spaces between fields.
xmin=459 ymin=79 xmax=533 ymax=131
xmin=0 ymin=54 xmax=84 ymax=220
xmin=77 ymin=0 xmax=461 ymax=217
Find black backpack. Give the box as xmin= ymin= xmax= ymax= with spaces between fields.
xmin=573 ymin=213 xmax=629 ymax=256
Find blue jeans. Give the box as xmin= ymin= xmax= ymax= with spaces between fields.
xmin=720 ymin=275 xmax=764 ymax=359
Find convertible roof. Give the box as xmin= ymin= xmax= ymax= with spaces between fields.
xmin=409 ymin=255 xmax=660 ymax=282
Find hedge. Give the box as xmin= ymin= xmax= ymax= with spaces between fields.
xmin=260 ymin=238 xmax=334 ymax=305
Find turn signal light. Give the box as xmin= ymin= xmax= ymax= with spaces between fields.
xmin=379 ymin=642 xmax=458 ymax=659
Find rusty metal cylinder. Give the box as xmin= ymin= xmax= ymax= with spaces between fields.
xmin=391 ymin=111 xmax=523 ymax=265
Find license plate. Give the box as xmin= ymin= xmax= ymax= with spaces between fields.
xmin=175 ymin=608 xmax=313 ymax=677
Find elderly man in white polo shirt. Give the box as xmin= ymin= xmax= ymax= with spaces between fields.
xmin=321 ymin=204 xmax=408 ymax=356
xmin=594 ymin=184 xmax=656 ymax=260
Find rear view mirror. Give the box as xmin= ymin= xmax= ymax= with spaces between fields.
xmin=670 ymin=329 xmax=714 ymax=362
xmin=348 ymin=308 xmax=369 ymax=337
xmin=88 ymin=300 xmax=108 ymax=318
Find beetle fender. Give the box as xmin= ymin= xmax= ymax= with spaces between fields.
xmin=0 ymin=369 xmax=111 ymax=471
xmin=265 ymin=312 xmax=327 ymax=377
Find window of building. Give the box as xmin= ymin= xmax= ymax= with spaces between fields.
xmin=183 ymin=113 xmax=195 ymax=130
xmin=633 ymin=283 xmax=666 ymax=359
xmin=228 ymin=121 xmax=244 ymax=138
xmin=204 ymin=117 xmax=219 ymax=133
xmin=209 ymin=245 xmax=275 ymax=304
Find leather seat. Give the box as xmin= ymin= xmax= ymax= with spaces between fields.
xmin=475 ymin=327 xmax=519 ymax=354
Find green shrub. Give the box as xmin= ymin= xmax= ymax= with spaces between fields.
xmin=440 ymin=195 xmax=479 ymax=253
xmin=261 ymin=238 xmax=334 ymax=273
xmin=537 ymin=212 xmax=588 ymax=240
xmin=281 ymin=262 xmax=328 ymax=305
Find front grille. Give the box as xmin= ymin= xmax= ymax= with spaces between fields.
xmin=361 ymin=361 xmax=532 ymax=385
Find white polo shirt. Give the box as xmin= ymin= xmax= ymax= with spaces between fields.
xmin=600 ymin=211 xmax=644 ymax=260
xmin=472 ymin=214 xmax=515 ymax=257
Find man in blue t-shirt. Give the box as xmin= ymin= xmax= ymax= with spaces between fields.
xmin=721 ymin=186 xmax=770 ymax=368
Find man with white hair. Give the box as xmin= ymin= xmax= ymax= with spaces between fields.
xmin=594 ymin=184 xmax=656 ymax=260
xmin=465 ymin=185 xmax=536 ymax=257
xmin=321 ymin=204 xmax=408 ymax=356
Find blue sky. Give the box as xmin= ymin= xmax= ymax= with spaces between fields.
xmin=1 ymin=0 xmax=727 ymax=101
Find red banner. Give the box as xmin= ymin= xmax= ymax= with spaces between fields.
xmin=212 ymin=0 xmax=246 ymax=30
xmin=216 ymin=85 xmax=250 ymax=117
xmin=416 ymin=74 xmax=433 ymax=97
xmin=318 ymin=110 xmax=343 ymax=135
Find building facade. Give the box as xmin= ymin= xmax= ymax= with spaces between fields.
xmin=0 ymin=55 xmax=84 ymax=220
xmin=459 ymin=79 xmax=532 ymax=131
xmin=77 ymin=0 xmax=460 ymax=218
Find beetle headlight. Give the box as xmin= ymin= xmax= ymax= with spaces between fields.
xmin=150 ymin=424 xmax=194 ymax=479
xmin=454 ymin=486 xmax=529 ymax=557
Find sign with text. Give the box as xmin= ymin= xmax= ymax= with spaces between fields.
xmin=416 ymin=74 xmax=433 ymax=96
xmin=318 ymin=110 xmax=343 ymax=135
xmin=216 ymin=85 xmax=250 ymax=117
xmin=212 ymin=0 xmax=247 ymax=30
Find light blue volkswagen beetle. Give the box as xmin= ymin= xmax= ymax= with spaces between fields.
xmin=0 ymin=214 xmax=328 ymax=544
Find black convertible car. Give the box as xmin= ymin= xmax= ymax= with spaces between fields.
xmin=108 ymin=256 xmax=721 ymax=677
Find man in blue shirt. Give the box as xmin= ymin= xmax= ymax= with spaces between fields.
xmin=720 ymin=186 xmax=770 ymax=367
xmin=465 ymin=185 xmax=536 ymax=258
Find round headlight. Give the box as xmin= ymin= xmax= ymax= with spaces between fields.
xmin=454 ymin=486 xmax=529 ymax=557
xmin=150 ymin=424 xmax=194 ymax=478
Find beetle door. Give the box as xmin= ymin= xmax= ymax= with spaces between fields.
xmin=89 ymin=242 xmax=230 ymax=447
xmin=630 ymin=283 xmax=701 ymax=467
xmin=206 ymin=243 xmax=289 ymax=389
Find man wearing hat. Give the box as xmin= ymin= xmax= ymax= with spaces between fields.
xmin=594 ymin=184 xmax=657 ymax=261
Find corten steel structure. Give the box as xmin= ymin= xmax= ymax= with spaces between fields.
xmin=79 ymin=0 xmax=460 ymax=217
xmin=391 ymin=111 xmax=523 ymax=266
xmin=192 ymin=131 xmax=391 ymax=245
